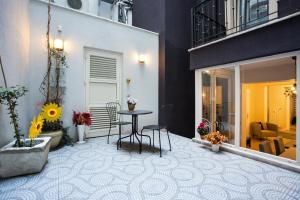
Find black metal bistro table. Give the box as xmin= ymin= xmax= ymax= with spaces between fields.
xmin=117 ymin=110 xmax=152 ymax=153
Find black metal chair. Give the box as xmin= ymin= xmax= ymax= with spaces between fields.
xmin=106 ymin=102 xmax=131 ymax=148
xmin=141 ymin=104 xmax=173 ymax=157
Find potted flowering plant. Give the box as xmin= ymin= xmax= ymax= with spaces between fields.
xmin=39 ymin=102 xmax=64 ymax=149
xmin=0 ymin=57 xmax=51 ymax=178
xmin=72 ymin=111 xmax=92 ymax=144
xmin=204 ymin=131 xmax=227 ymax=152
xmin=127 ymin=96 xmax=138 ymax=111
xmin=197 ymin=121 xmax=210 ymax=139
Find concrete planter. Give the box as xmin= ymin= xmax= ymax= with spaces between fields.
xmin=0 ymin=137 xmax=51 ymax=179
xmin=39 ymin=130 xmax=63 ymax=149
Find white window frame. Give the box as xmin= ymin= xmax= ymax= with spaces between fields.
xmin=195 ymin=50 xmax=300 ymax=165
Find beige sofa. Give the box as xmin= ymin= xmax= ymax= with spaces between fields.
xmin=250 ymin=122 xmax=278 ymax=139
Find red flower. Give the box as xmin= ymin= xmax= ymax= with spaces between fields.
xmin=199 ymin=122 xmax=205 ymax=128
xmin=72 ymin=111 xmax=92 ymax=127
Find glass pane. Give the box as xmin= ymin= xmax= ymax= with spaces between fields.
xmin=240 ymin=57 xmax=297 ymax=161
xmin=201 ymin=68 xmax=235 ymax=145
xmin=242 ymin=0 xmax=268 ymax=28
xmin=202 ymin=72 xmax=211 ymax=122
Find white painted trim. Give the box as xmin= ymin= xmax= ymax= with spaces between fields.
xmin=296 ymin=53 xmax=300 ymax=163
xmin=188 ymin=11 xmax=300 ymax=52
xmin=192 ymin=138 xmax=300 ymax=173
xmin=195 ymin=70 xmax=202 ymax=139
xmin=32 ymin=0 xmax=159 ymax=36
xmin=234 ymin=65 xmax=240 ymax=147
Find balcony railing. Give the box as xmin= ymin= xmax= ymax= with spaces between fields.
xmin=192 ymin=0 xmax=300 ymax=47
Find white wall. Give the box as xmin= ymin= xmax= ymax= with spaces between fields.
xmin=49 ymin=0 xmax=119 ymax=23
xmin=27 ymin=0 xmax=158 ymax=139
xmin=0 ymin=0 xmax=30 ymax=147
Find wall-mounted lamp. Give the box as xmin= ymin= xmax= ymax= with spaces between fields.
xmin=53 ymin=25 xmax=64 ymax=51
xmin=138 ymin=54 xmax=146 ymax=64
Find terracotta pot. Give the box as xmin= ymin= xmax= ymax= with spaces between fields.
xmin=211 ymin=144 xmax=220 ymax=152
xmin=128 ymin=103 xmax=136 ymax=111
xmin=200 ymin=135 xmax=206 ymax=140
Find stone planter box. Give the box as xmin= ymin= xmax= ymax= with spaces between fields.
xmin=0 ymin=137 xmax=51 ymax=179
xmin=39 ymin=130 xmax=63 ymax=149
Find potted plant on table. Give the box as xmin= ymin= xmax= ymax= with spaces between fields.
xmin=204 ymin=131 xmax=227 ymax=152
xmin=0 ymin=57 xmax=51 ymax=178
xmin=127 ymin=96 xmax=138 ymax=111
xmin=72 ymin=111 xmax=92 ymax=144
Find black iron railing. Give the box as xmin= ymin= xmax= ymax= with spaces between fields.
xmin=192 ymin=0 xmax=300 ymax=47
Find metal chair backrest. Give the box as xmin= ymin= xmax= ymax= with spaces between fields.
xmin=274 ymin=137 xmax=285 ymax=156
xmin=106 ymin=102 xmax=120 ymax=124
xmin=159 ymin=104 xmax=173 ymax=128
xmin=259 ymin=141 xmax=273 ymax=155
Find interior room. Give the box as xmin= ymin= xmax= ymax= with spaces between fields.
xmin=240 ymin=57 xmax=297 ymax=160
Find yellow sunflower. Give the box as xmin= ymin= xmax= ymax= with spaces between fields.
xmin=29 ymin=115 xmax=44 ymax=139
xmin=41 ymin=103 xmax=62 ymax=122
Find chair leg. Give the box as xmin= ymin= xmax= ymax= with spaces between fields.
xmin=167 ymin=130 xmax=171 ymax=151
xmin=119 ymin=125 xmax=122 ymax=148
xmin=130 ymin=135 xmax=132 ymax=143
xmin=158 ymin=129 xmax=162 ymax=157
xmin=140 ymin=130 xmax=142 ymax=154
xmin=107 ymin=125 xmax=111 ymax=144
xmin=152 ymin=130 xmax=155 ymax=147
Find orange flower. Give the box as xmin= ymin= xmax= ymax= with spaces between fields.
xmin=204 ymin=131 xmax=227 ymax=144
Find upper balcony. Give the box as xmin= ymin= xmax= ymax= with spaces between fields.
xmin=191 ymin=0 xmax=300 ymax=48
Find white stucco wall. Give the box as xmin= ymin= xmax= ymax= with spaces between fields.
xmin=0 ymin=0 xmax=159 ymax=145
xmin=0 ymin=0 xmax=30 ymax=147
xmin=29 ymin=0 xmax=158 ymax=139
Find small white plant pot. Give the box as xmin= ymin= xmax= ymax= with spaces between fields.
xmin=77 ymin=125 xmax=86 ymax=144
xmin=211 ymin=144 xmax=220 ymax=152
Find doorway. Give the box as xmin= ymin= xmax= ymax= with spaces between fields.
xmin=85 ymin=49 xmax=122 ymax=138
xmin=202 ymin=67 xmax=235 ymax=144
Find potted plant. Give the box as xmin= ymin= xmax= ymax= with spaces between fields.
xmin=127 ymin=96 xmax=138 ymax=111
xmin=204 ymin=131 xmax=227 ymax=152
xmin=72 ymin=111 xmax=92 ymax=143
xmin=39 ymin=102 xmax=63 ymax=149
xmin=0 ymin=57 xmax=51 ymax=178
xmin=197 ymin=121 xmax=210 ymax=139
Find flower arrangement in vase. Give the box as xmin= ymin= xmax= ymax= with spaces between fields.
xmin=204 ymin=131 xmax=227 ymax=152
xmin=197 ymin=120 xmax=210 ymax=139
xmin=127 ymin=96 xmax=138 ymax=111
xmin=72 ymin=111 xmax=92 ymax=144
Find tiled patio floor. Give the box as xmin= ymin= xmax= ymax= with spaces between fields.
xmin=1 ymin=133 xmax=300 ymax=200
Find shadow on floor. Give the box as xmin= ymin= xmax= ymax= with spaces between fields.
xmin=111 ymin=141 xmax=161 ymax=153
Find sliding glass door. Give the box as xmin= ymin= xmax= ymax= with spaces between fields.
xmin=240 ymin=57 xmax=297 ymax=160
xmin=202 ymin=68 xmax=235 ymax=145
xmin=198 ymin=55 xmax=299 ymax=162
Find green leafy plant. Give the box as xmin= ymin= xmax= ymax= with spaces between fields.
xmin=0 ymin=57 xmax=28 ymax=147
